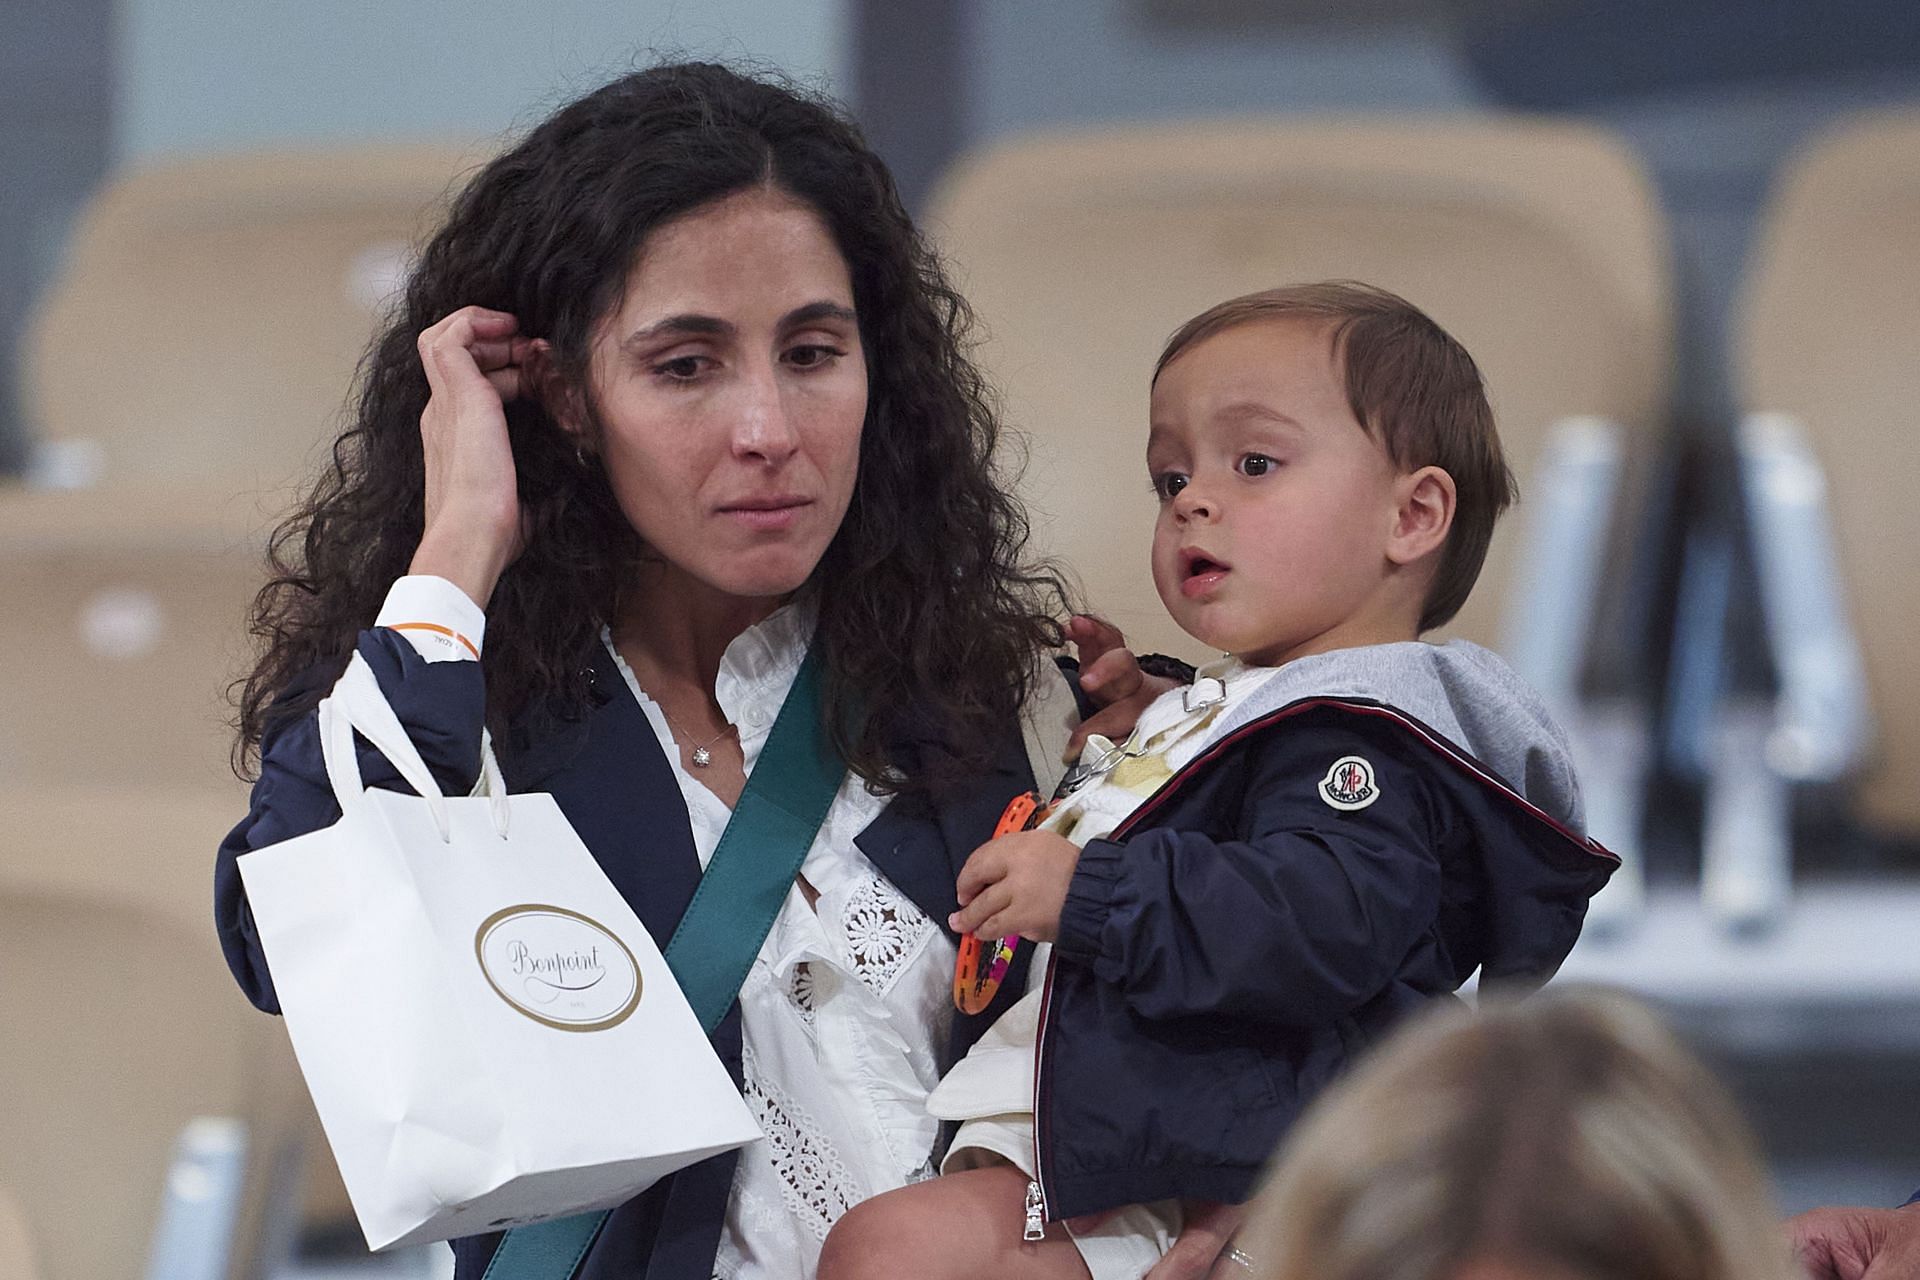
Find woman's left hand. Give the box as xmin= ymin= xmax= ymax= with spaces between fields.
xmin=1152 ymin=1200 xmax=1251 ymax=1279
xmin=1066 ymin=615 xmax=1182 ymax=759
xmin=1063 ymin=1199 xmax=1251 ymax=1279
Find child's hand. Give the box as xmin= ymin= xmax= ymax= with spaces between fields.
xmin=1066 ymin=615 xmax=1183 ymax=760
xmin=949 ymin=829 xmax=1082 ymax=942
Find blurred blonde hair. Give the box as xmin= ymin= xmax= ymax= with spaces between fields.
xmin=1240 ymin=989 xmax=1797 ymax=1280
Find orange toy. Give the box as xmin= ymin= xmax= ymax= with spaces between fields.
xmin=953 ymin=790 xmax=1046 ymax=1014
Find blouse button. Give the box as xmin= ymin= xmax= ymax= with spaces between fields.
xmin=746 ymin=708 xmax=769 ymax=728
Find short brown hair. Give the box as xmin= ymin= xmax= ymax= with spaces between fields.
xmin=1155 ymin=282 xmax=1515 ymax=632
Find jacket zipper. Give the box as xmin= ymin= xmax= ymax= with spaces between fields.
xmin=1026 ymin=704 xmax=1272 ymax=1232
xmin=1027 ymin=947 xmax=1059 ymax=1238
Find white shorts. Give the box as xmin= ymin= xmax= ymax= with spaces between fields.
xmin=928 ymin=970 xmax=1180 ymax=1278
xmin=941 ymin=1115 xmax=1181 ymax=1280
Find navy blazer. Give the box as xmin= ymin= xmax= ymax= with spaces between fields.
xmin=215 ymin=630 xmax=1044 ymax=1279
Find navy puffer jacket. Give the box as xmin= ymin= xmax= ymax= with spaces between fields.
xmin=1034 ymin=676 xmax=1616 ymax=1220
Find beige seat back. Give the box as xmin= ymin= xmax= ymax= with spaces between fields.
xmin=0 ymin=783 xmax=250 ymax=932
xmin=0 ymin=486 xmax=278 ymax=792
xmin=928 ymin=119 xmax=1671 ymax=662
xmin=0 ymin=781 xmax=317 ymax=1271
xmin=0 ymin=489 xmax=350 ymax=1252
xmin=1738 ymin=110 xmax=1920 ymax=836
xmin=23 ymin=143 xmax=480 ymax=492
xmin=0 ymin=887 xmax=289 ymax=1280
xmin=0 ymin=1183 xmax=43 ymax=1280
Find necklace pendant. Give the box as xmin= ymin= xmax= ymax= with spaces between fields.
xmin=691 ymin=745 xmax=712 ymax=767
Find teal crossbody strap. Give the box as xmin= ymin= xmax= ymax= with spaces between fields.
xmin=659 ymin=650 xmax=843 ymax=1030
xmin=484 ymin=650 xmax=841 ymax=1280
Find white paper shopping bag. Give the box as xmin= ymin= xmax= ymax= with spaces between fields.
xmin=240 ymin=653 xmax=760 ymax=1251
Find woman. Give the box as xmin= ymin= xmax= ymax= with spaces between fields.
xmin=216 ymin=63 xmax=1183 ymax=1280
xmin=1235 ymin=989 xmax=1801 ymax=1280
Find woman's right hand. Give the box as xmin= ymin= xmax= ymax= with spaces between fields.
xmin=409 ymin=306 xmax=537 ymax=608
xmin=1064 ymin=615 xmax=1182 ymax=759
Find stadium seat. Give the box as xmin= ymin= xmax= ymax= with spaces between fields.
xmin=0 ymin=485 xmax=275 ymax=793
xmin=927 ymin=117 xmax=1672 ymax=914
xmin=1713 ymin=109 xmax=1920 ymax=919
xmin=0 ymin=885 xmax=300 ymax=1280
xmin=0 ymin=781 xmax=249 ymax=930
xmin=0 ymin=432 xmax=373 ymax=1259
xmin=0 ymin=1182 xmax=42 ymax=1280
xmin=0 ymin=776 xmax=364 ymax=1263
xmin=927 ymin=117 xmax=1671 ymax=661
xmin=21 ymin=143 xmax=481 ymax=493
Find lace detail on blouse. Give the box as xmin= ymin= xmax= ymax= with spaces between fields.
xmin=711 ymin=1166 xmax=792 ymax=1280
xmin=741 ymin=1047 xmax=861 ymax=1242
xmin=840 ymin=872 xmax=938 ymax=998
xmin=789 ymin=962 xmax=817 ymax=1028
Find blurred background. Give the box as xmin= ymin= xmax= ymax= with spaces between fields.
xmin=2 ymin=1 xmax=1917 ymax=1277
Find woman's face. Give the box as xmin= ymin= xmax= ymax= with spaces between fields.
xmin=578 ymin=185 xmax=868 ymax=603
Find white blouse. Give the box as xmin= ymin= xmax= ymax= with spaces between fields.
xmin=602 ymin=608 xmax=955 ymax=1280
xmin=377 ymin=579 xmax=956 ymax=1280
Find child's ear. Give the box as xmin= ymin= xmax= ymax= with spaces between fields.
xmin=524 ymin=339 xmax=590 ymax=447
xmin=1386 ymin=465 xmax=1456 ymax=567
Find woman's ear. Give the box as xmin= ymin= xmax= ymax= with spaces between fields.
xmin=524 ymin=339 xmax=589 ymax=446
xmin=1386 ymin=465 xmax=1456 ymax=568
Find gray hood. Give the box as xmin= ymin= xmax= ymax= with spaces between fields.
xmin=1215 ymin=640 xmax=1586 ymax=835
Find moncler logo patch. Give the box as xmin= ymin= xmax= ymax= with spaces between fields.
xmin=1319 ymin=756 xmax=1379 ymax=811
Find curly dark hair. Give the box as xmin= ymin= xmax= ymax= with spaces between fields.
xmin=237 ymin=62 xmax=1070 ymax=792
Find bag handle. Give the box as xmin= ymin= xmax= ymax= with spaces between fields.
xmin=318 ymin=651 xmax=511 ymax=841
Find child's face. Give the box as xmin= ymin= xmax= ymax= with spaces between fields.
xmin=1148 ymin=318 xmax=1407 ymax=666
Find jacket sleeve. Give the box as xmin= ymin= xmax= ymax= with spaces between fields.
xmin=1051 ymin=717 xmax=1448 ymax=1027
xmin=213 ymin=628 xmax=487 ymax=1013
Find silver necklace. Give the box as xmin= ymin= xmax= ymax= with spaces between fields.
xmin=658 ymin=706 xmax=736 ymax=768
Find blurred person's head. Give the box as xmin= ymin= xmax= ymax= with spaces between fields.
xmin=1239 ymin=989 xmax=1797 ymax=1280
xmin=239 ymin=62 xmax=1063 ymax=789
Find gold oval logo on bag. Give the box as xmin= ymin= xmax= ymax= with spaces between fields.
xmin=474 ymin=905 xmax=642 ymax=1032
